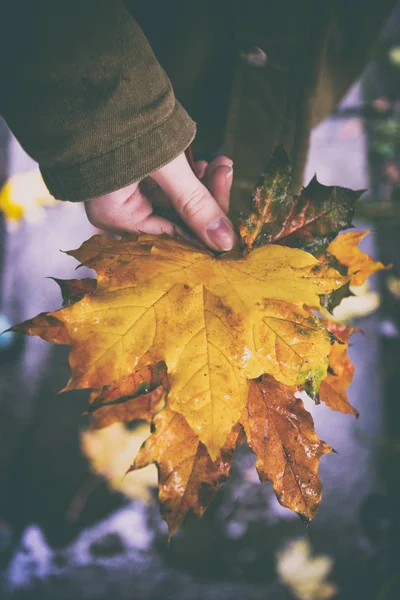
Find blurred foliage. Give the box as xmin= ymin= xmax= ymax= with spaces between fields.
xmin=388 ymin=45 xmax=400 ymax=67
xmin=371 ymin=117 xmax=400 ymax=159
xmin=81 ymin=422 xmax=157 ymax=503
xmin=276 ymin=539 xmax=337 ymax=600
xmin=0 ymin=168 xmax=59 ymax=228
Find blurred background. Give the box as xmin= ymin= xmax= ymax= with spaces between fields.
xmin=0 ymin=5 xmax=400 ymax=600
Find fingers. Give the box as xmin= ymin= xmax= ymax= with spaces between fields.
xmin=206 ymin=165 xmax=233 ymax=214
xmin=85 ymin=152 xmax=235 ymax=252
xmin=152 ymin=153 xmax=237 ymax=252
xmin=134 ymin=215 xmax=186 ymax=237
xmin=203 ymin=159 xmax=233 ymax=214
xmin=140 ymin=178 xmax=171 ymax=209
xmin=204 ymin=156 xmax=233 ymax=174
xmin=194 ymin=156 xmax=233 ymax=214
xmin=85 ymin=181 xmax=180 ymax=237
xmin=142 ymin=155 xmax=234 ymax=214
xmin=194 ymin=160 xmax=208 ymax=179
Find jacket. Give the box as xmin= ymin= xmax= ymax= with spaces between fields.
xmin=0 ymin=0 xmax=396 ymax=221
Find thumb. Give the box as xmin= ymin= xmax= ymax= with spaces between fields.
xmin=152 ymin=153 xmax=237 ymax=252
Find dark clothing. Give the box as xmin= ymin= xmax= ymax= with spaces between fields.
xmin=0 ymin=1 xmax=395 ymax=219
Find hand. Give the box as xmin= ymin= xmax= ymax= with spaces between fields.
xmin=84 ymin=152 xmax=236 ymax=252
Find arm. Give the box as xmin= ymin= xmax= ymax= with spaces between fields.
xmin=0 ymin=0 xmax=196 ymax=200
xmin=0 ymin=1 xmax=236 ymax=250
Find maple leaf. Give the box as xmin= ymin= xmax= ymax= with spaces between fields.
xmin=51 ymin=277 xmax=97 ymax=307
xmin=239 ymin=147 xmax=361 ymax=254
xmin=320 ymin=281 xmax=354 ymax=313
xmin=11 ymin=148 xmax=383 ymax=534
xmin=14 ymin=235 xmax=343 ymax=459
xmin=321 ymin=231 xmax=389 ymax=313
xmin=319 ymin=321 xmax=359 ymax=343
xmin=241 ymin=375 xmax=332 ymax=522
xmin=10 ymin=277 xmax=97 ymax=345
xmin=10 ymin=313 xmax=70 ymax=345
xmin=327 ymin=230 xmax=389 ymax=286
xmin=319 ymin=322 xmax=359 ymax=417
xmin=130 ymin=407 xmax=242 ymax=536
xmin=239 ymin=146 xmax=292 ymax=248
xmin=87 ymin=362 xmax=168 ymax=429
xmin=271 ymin=178 xmax=362 ymax=256
xmin=10 ymin=275 xmax=165 ymax=430
xmin=88 ymin=386 xmax=165 ymax=429
xmin=251 ymin=300 xmax=332 ymax=399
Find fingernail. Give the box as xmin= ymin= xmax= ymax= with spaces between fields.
xmin=206 ymin=217 xmax=236 ymax=251
xmin=213 ymin=165 xmax=233 ymax=181
xmin=224 ymin=167 xmax=233 ymax=197
xmin=209 ymin=162 xmax=234 ymax=178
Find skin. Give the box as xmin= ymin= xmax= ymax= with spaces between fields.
xmin=84 ymin=152 xmax=237 ymax=252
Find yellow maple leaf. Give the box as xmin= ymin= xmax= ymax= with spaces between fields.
xmin=39 ymin=235 xmax=344 ymax=459
xmin=252 ymin=300 xmax=331 ymax=392
xmin=9 ymin=145 xmax=384 ymax=536
xmin=327 ymin=230 xmax=389 ymax=286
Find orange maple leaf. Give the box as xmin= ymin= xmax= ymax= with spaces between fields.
xmin=319 ymin=322 xmax=360 ymax=417
xmin=131 ymin=408 xmax=242 ymax=536
xmin=327 ymin=230 xmax=390 ymax=286
xmin=241 ymin=375 xmax=332 ymax=522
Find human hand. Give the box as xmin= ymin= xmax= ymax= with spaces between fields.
xmin=84 ymin=152 xmax=236 ymax=252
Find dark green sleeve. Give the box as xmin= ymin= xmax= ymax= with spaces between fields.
xmin=0 ymin=1 xmax=196 ymax=200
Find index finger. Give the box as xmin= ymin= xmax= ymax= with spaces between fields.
xmin=152 ymin=154 xmax=237 ymax=252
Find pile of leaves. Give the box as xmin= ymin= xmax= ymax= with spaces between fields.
xmin=11 ymin=148 xmax=389 ymax=536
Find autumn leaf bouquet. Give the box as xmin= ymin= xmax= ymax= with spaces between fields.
xmin=11 ymin=148 xmax=389 ymax=535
